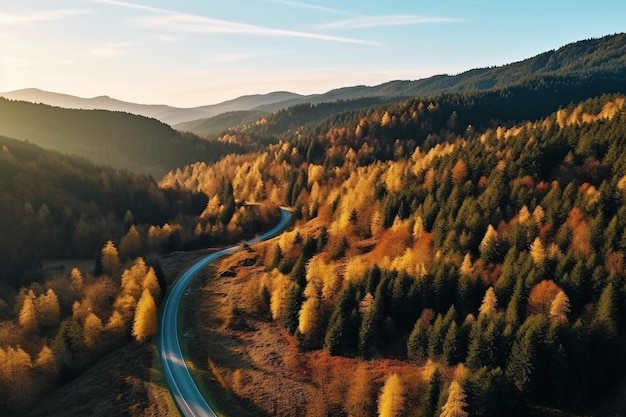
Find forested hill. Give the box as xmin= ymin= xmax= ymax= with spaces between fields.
xmin=205 ymin=71 xmax=626 ymax=152
xmin=0 ymin=135 xmax=207 ymax=288
xmin=162 ymin=92 xmax=626 ymax=416
xmin=254 ymin=32 xmax=626 ymax=111
xmin=0 ymin=98 xmax=242 ymax=177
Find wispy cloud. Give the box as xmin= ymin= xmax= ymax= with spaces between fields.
xmin=89 ymin=0 xmax=162 ymax=13
xmin=0 ymin=9 xmax=89 ymax=24
xmin=266 ymin=0 xmax=354 ymax=16
xmin=90 ymin=0 xmax=375 ymax=45
xmin=318 ymin=15 xmax=457 ymax=30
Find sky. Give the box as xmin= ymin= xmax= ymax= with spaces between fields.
xmin=1 ymin=0 xmax=625 ymax=107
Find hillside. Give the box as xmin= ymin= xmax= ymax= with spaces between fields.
xmin=179 ymin=34 xmax=626 ymax=143
xmin=174 ymin=110 xmax=270 ymax=138
xmin=0 ymin=134 xmax=206 ymax=287
xmin=255 ymin=32 xmax=626 ymax=111
xmin=196 ymin=73 xmax=626 ymax=153
xmin=3 ymin=31 xmax=626 ymax=417
xmin=0 ymin=98 xmax=243 ymax=177
xmin=162 ymin=89 xmax=626 ymax=416
xmin=0 ymin=89 xmax=302 ymax=126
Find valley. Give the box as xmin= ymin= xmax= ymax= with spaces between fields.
xmin=1 ymin=31 xmax=626 ymax=417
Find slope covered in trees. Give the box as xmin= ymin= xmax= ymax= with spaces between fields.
xmin=174 ymin=110 xmax=270 ymax=138
xmin=0 ymin=98 xmax=242 ymax=176
xmin=0 ymin=136 xmax=283 ymax=415
xmin=0 ymin=134 xmax=280 ymax=292
xmin=164 ymin=92 xmax=626 ymax=416
xmin=254 ymin=32 xmax=626 ymax=110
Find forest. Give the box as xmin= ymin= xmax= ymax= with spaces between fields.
xmin=0 ymin=98 xmax=243 ymax=177
xmin=0 ymin=134 xmax=280 ymax=415
xmin=1 ymin=32 xmax=626 ymax=417
xmin=162 ymin=92 xmax=626 ymax=416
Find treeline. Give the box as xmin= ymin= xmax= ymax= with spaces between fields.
xmin=210 ymin=97 xmax=393 ymax=149
xmin=165 ymin=94 xmax=626 ymax=416
xmin=0 ymin=98 xmax=243 ymax=177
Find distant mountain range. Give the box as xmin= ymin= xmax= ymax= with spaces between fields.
xmin=0 ymin=89 xmax=302 ymax=126
xmin=0 ymin=98 xmax=243 ymax=177
xmin=4 ymin=33 xmax=625 ymax=136
xmin=1 ymin=33 xmax=625 ymax=176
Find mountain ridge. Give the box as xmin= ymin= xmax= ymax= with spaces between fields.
xmin=0 ymin=88 xmax=303 ymax=126
xmin=6 ymin=33 xmax=625 ymax=129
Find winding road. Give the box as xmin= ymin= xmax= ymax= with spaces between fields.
xmin=158 ymin=207 xmax=292 ymax=417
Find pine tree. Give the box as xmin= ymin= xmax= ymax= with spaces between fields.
xmin=442 ymin=321 xmax=459 ymax=365
xmin=69 ymin=267 xmax=84 ymax=294
xmin=34 ymin=344 xmax=57 ymax=379
xmin=18 ymin=293 xmax=38 ymax=333
xmin=479 ymin=287 xmax=498 ymax=317
xmin=549 ymin=290 xmax=571 ymax=323
xmin=132 ymin=289 xmax=158 ymax=342
xmin=529 ymin=237 xmax=546 ymax=265
xmin=119 ymin=225 xmax=142 ymax=260
xmin=378 ymin=374 xmax=405 ymax=417
xmin=459 ymin=253 xmax=473 ymax=277
xmin=440 ymin=381 xmax=469 ymax=417
xmin=407 ymin=311 xmax=432 ymax=364
xmin=101 ymin=240 xmax=121 ymax=275
xmin=281 ymin=285 xmax=302 ymax=335
xmin=359 ymin=293 xmax=383 ymax=357
xmin=424 ymin=368 xmax=443 ymax=417
xmin=38 ymin=288 xmax=61 ymax=328
xmin=83 ymin=312 xmax=104 ymax=348
xmin=479 ymin=225 xmax=499 ymax=263
xmin=143 ymin=267 xmax=161 ymax=300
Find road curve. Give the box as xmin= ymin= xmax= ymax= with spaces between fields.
xmin=158 ymin=207 xmax=293 ymax=417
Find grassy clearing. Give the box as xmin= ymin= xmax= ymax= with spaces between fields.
xmin=178 ymin=266 xmax=266 ymax=417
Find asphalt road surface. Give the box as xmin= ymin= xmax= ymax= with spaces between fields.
xmin=158 ymin=207 xmax=292 ymax=417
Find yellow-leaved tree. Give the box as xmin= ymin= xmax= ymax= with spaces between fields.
xmin=478 ymin=287 xmax=498 ymax=317
xmin=440 ymin=380 xmax=469 ymax=417
xmin=101 ymin=240 xmax=121 ymax=275
xmin=378 ymin=374 xmax=405 ymax=417
xmin=83 ymin=312 xmax=104 ymax=348
xmin=549 ymin=290 xmax=571 ymax=323
xmin=18 ymin=292 xmax=38 ymax=333
xmin=345 ymin=364 xmax=376 ymax=417
xmin=132 ymin=289 xmax=157 ymax=342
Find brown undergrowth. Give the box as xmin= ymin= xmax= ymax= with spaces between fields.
xmin=180 ymin=233 xmax=433 ymax=417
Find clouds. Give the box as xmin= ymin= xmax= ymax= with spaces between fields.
xmin=266 ymin=0 xmax=354 ymax=16
xmin=318 ymin=15 xmax=458 ymax=30
xmin=90 ymin=0 xmax=375 ymax=45
xmin=269 ymin=0 xmax=456 ymax=31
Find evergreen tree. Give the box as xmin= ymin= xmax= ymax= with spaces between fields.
xmin=281 ymin=285 xmax=302 ymax=335
xmin=424 ymin=368 xmax=443 ymax=417
xmin=407 ymin=310 xmax=433 ymax=364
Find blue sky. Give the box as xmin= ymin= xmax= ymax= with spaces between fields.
xmin=1 ymin=0 xmax=625 ymax=107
